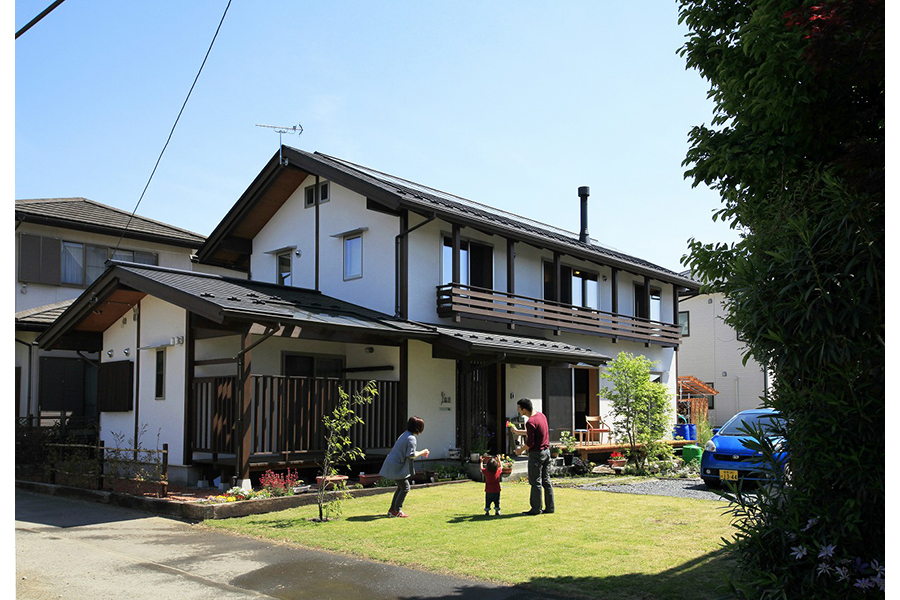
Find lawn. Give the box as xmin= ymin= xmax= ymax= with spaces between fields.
xmin=203 ymin=479 xmax=738 ymax=600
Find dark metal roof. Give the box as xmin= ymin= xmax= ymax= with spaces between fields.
xmin=198 ymin=148 xmax=699 ymax=289
xmin=15 ymin=197 xmax=206 ymax=248
xmin=431 ymin=325 xmax=611 ymax=366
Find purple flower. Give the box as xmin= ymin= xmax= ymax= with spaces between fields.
xmin=816 ymin=562 xmax=832 ymax=576
xmin=802 ymin=517 xmax=819 ymax=531
xmin=818 ymin=544 xmax=836 ymax=559
xmin=835 ymin=566 xmax=851 ymax=582
xmin=854 ymin=578 xmax=874 ymax=590
xmin=871 ymin=559 xmax=884 ymax=578
xmin=790 ymin=546 xmax=807 ymax=560
xmin=872 ymin=573 xmax=884 ymax=592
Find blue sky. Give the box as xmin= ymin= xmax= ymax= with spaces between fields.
xmin=14 ymin=1 xmax=743 ymax=272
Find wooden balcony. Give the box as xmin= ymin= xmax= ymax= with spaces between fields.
xmin=436 ymin=283 xmax=681 ymax=347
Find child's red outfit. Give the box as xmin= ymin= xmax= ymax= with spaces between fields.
xmin=482 ymin=464 xmax=502 ymax=515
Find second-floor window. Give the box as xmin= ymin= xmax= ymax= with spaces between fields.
xmin=542 ymin=263 xmax=600 ymax=309
xmin=634 ymin=284 xmax=661 ymax=321
xmin=304 ymin=181 xmax=330 ymax=208
xmin=442 ymin=236 xmax=492 ymax=289
xmin=343 ymin=234 xmax=363 ymax=280
xmin=56 ymin=239 xmax=157 ymax=286
xmin=276 ymin=251 xmax=292 ymax=286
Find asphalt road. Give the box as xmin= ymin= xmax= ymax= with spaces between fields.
xmin=14 ymin=489 xmax=561 ymax=600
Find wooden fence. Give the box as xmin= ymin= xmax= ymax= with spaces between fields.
xmin=191 ymin=376 xmax=399 ymax=459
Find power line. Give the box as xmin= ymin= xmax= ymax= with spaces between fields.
xmin=114 ymin=0 xmax=232 ymax=254
xmin=15 ymin=0 xmax=66 ymax=39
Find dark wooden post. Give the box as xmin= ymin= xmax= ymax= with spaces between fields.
xmin=159 ymin=443 xmax=169 ymax=498
xmin=97 ymin=439 xmax=105 ymax=490
xmin=506 ymin=239 xmax=516 ymax=329
xmin=452 ymin=223 xmax=461 ymax=284
xmin=610 ymin=267 xmax=619 ymax=342
xmin=236 ymin=331 xmax=254 ymax=486
xmin=553 ymin=251 xmax=562 ymax=303
xmin=315 ymin=175 xmax=321 ymax=291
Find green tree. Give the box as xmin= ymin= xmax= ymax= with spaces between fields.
xmin=316 ymin=381 xmax=377 ymax=521
xmin=677 ymin=0 xmax=884 ymax=596
xmin=599 ymin=352 xmax=674 ymax=472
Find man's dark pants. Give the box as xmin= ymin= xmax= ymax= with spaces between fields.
xmin=527 ymin=448 xmax=554 ymax=513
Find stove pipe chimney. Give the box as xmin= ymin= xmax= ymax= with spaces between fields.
xmin=578 ymin=186 xmax=590 ymax=243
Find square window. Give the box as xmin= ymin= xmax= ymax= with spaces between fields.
xmin=304 ymin=181 xmax=330 ymax=208
xmin=343 ymin=235 xmax=362 ymax=280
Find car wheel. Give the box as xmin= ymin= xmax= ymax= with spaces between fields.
xmin=702 ymin=477 xmax=720 ymax=489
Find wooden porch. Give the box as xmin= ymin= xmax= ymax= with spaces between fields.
xmin=573 ymin=439 xmax=697 ymax=460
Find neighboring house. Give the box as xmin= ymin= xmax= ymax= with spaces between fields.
xmin=676 ymin=272 xmax=769 ymax=426
xmin=14 ymin=197 xmax=229 ymax=429
xmin=38 ymin=148 xmax=700 ymax=488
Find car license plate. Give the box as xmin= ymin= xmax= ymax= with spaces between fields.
xmin=720 ymin=470 xmax=738 ymax=481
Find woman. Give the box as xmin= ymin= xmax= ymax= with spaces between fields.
xmin=379 ymin=416 xmax=429 ymax=518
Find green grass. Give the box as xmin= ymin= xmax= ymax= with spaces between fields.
xmin=203 ymin=480 xmax=738 ymax=600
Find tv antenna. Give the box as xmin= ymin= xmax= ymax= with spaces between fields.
xmin=256 ymin=123 xmax=303 ymax=166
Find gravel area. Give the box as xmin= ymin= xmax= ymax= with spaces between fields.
xmin=582 ymin=477 xmax=732 ymax=502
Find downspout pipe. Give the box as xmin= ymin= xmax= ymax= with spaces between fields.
xmin=395 ymin=212 xmax=436 ymax=318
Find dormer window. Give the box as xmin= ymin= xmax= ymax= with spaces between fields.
xmin=304 ymin=181 xmax=330 ymax=208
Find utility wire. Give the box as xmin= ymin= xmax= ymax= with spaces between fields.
xmin=114 ymin=0 xmax=232 ymax=254
xmin=15 ymin=0 xmax=66 ymax=39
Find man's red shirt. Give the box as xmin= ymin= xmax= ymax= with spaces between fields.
xmin=525 ymin=411 xmax=550 ymax=451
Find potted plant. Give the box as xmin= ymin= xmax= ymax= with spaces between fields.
xmin=550 ymin=445 xmax=561 ymax=458
xmin=499 ymin=454 xmax=515 ymax=474
xmin=559 ymin=430 xmax=577 ymax=465
xmin=608 ymin=451 xmax=627 ymax=468
xmin=470 ymin=425 xmax=493 ymax=461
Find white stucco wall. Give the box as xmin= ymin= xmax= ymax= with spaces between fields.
xmin=250 ymin=181 xmax=399 ymax=315
xmin=99 ymin=298 xmax=189 ymax=478
xmin=406 ymin=340 xmax=457 ymax=458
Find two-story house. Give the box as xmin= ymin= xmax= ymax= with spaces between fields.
xmin=15 ymin=197 xmax=218 ymax=430
xmin=676 ymin=272 xmax=770 ymax=426
xmin=37 ymin=148 xmax=699 ymax=488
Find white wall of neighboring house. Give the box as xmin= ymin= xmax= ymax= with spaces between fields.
xmin=15 ymin=224 xmax=195 ymax=313
xmin=678 ymin=292 xmax=768 ymax=427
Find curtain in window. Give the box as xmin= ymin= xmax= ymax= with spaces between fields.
xmin=61 ymin=242 xmax=84 ymax=284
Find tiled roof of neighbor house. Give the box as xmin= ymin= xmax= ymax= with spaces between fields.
xmin=15 ymin=197 xmax=206 ymax=248
xmin=15 ymin=299 xmax=75 ymax=329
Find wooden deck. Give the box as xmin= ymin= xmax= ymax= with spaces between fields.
xmin=574 ymin=439 xmax=697 ymax=459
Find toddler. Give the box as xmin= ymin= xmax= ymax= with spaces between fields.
xmin=481 ymin=456 xmax=502 ymax=516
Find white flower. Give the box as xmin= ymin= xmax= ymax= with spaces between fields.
xmin=802 ymin=517 xmax=819 ymax=531
xmin=790 ymin=546 xmax=808 ymax=560
xmin=817 ymin=562 xmax=832 ymax=576
xmin=872 ymin=573 xmax=885 ymax=592
xmin=835 ymin=566 xmax=851 ymax=582
xmin=818 ymin=544 xmax=836 ymax=559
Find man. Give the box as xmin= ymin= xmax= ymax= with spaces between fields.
xmin=514 ymin=398 xmax=554 ymax=515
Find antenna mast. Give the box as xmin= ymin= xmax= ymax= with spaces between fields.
xmin=255 ymin=123 xmax=303 ymax=166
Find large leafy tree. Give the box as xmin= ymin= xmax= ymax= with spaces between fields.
xmin=677 ymin=0 xmax=883 ymax=597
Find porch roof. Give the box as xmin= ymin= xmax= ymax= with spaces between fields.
xmin=431 ymin=325 xmax=611 ymax=366
xmin=16 ymin=299 xmax=75 ymax=331
xmin=36 ymin=262 xmax=436 ymax=349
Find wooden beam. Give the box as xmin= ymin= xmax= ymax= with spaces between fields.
xmin=236 ymin=331 xmax=254 ymax=484
xmin=452 ymin=224 xmax=461 ymax=284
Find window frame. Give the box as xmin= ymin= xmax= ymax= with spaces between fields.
xmin=441 ymin=235 xmax=493 ymax=289
xmin=154 ymin=349 xmax=166 ymax=400
xmin=282 ymin=352 xmax=345 ymax=379
xmin=304 ymin=181 xmax=331 ymax=209
xmin=678 ymin=311 xmax=690 ymax=337
xmin=343 ymin=234 xmax=363 ymax=280
xmin=276 ymin=250 xmax=293 ymax=286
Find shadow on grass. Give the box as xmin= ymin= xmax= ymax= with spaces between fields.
xmin=446 ymin=512 xmax=531 ymax=524
xmin=395 ymin=547 xmax=736 ymax=600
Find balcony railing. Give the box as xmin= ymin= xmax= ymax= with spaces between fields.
xmin=436 ymin=283 xmax=681 ymax=346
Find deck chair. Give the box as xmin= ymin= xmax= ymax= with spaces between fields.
xmin=585 ymin=416 xmax=611 ymax=445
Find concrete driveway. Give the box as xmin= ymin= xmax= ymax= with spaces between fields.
xmin=15 ymin=489 xmax=559 ymax=599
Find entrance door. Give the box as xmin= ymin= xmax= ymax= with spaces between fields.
xmin=543 ymin=366 xmax=573 ymax=442
xmin=456 ymin=360 xmax=501 ymax=454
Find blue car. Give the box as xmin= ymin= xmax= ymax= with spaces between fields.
xmin=700 ymin=408 xmax=787 ymax=489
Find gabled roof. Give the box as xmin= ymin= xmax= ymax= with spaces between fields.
xmin=197 ymin=147 xmax=699 ymax=290
xmin=36 ymin=262 xmax=435 ymax=350
xmin=15 ymin=197 xmax=207 ymax=248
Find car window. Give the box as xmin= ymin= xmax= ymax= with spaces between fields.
xmin=719 ymin=413 xmax=784 ymax=436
